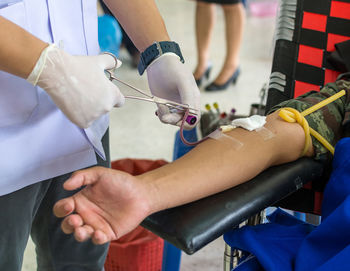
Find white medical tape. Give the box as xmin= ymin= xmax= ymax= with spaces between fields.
xmin=255 ymin=126 xmax=276 ymax=140
xmin=230 ymin=115 xmax=275 ymax=141
xmin=208 ymin=129 xmax=243 ymax=150
xmin=208 ymin=115 xmax=276 ymax=148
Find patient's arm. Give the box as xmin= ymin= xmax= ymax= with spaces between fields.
xmin=53 ymin=111 xmax=313 ymax=244
xmin=139 ymin=111 xmax=313 ymax=210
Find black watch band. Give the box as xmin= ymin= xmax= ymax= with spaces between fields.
xmin=138 ymin=41 xmax=185 ymax=75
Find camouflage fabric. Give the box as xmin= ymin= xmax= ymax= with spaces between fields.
xmin=268 ymin=73 xmax=350 ymax=161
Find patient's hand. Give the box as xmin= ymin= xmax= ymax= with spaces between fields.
xmin=53 ymin=167 xmax=151 ymax=244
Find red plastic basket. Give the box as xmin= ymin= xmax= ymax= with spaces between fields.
xmin=104 ymin=226 xmax=164 ymax=271
xmin=104 ymin=159 xmax=168 ymax=271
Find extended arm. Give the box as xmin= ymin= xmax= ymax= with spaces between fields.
xmin=140 ymin=111 xmax=312 ymax=210
xmin=53 ymin=111 xmax=313 ymax=244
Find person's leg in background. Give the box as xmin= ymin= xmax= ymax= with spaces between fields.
xmin=0 ymin=180 xmax=53 ymax=271
xmin=99 ymin=0 xmax=139 ymax=68
xmin=99 ymin=0 xmax=112 ymax=16
xmin=31 ymin=131 xmax=111 ymax=271
xmin=193 ymin=1 xmax=216 ymax=86
xmin=121 ymin=27 xmax=140 ymax=68
xmin=205 ymin=1 xmax=245 ymax=91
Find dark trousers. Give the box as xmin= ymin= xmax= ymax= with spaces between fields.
xmin=0 ymin=132 xmax=110 ymax=271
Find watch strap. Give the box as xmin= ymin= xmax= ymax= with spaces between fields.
xmin=138 ymin=41 xmax=184 ymax=75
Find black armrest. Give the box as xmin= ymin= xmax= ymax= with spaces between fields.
xmin=141 ymin=158 xmax=324 ymax=255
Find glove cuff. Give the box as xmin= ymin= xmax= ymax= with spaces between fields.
xmin=27 ymin=44 xmax=57 ymax=86
xmin=138 ymin=41 xmax=184 ymax=75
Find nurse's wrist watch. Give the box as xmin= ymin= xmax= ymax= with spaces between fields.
xmin=138 ymin=41 xmax=185 ymax=75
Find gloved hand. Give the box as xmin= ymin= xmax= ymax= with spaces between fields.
xmin=27 ymin=44 xmax=125 ymax=128
xmin=146 ymin=53 xmax=201 ymax=129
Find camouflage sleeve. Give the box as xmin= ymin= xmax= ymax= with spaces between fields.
xmin=268 ymin=74 xmax=350 ymax=161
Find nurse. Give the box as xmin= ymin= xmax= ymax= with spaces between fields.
xmin=0 ymin=0 xmax=200 ymax=270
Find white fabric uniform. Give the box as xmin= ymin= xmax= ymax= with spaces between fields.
xmin=0 ymin=0 xmax=108 ymax=195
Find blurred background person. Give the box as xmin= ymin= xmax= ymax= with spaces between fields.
xmin=193 ymin=0 xmax=245 ymax=91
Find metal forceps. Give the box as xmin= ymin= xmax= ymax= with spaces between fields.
xmin=105 ymin=69 xmax=199 ymax=125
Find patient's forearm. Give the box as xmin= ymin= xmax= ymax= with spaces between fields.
xmin=139 ymin=111 xmax=313 ymax=213
xmin=0 ymin=16 xmax=48 ymax=78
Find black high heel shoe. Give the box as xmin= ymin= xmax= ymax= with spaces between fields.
xmin=205 ymin=67 xmax=240 ymax=91
xmin=195 ymin=65 xmax=212 ymax=87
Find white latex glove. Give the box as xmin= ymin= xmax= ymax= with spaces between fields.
xmin=146 ymin=53 xmax=201 ymax=129
xmin=27 ymin=44 xmax=124 ymax=128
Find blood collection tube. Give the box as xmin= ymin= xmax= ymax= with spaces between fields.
xmin=213 ymin=102 xmax=220 ymax=114
xmin=228 ymin=108 xmax=237 ymax=121
xmin=205 ymin=103 xmax=214 ymax=115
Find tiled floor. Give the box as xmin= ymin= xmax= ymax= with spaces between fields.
xmin=22 ymin=0 xmax=276 ymax=270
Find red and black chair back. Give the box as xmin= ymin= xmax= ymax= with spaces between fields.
xmin=266 ymin=0 xmax=350 ymax=215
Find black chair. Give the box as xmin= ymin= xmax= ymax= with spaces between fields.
xmin=141 ymin=0 xmax=350 ymax=269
